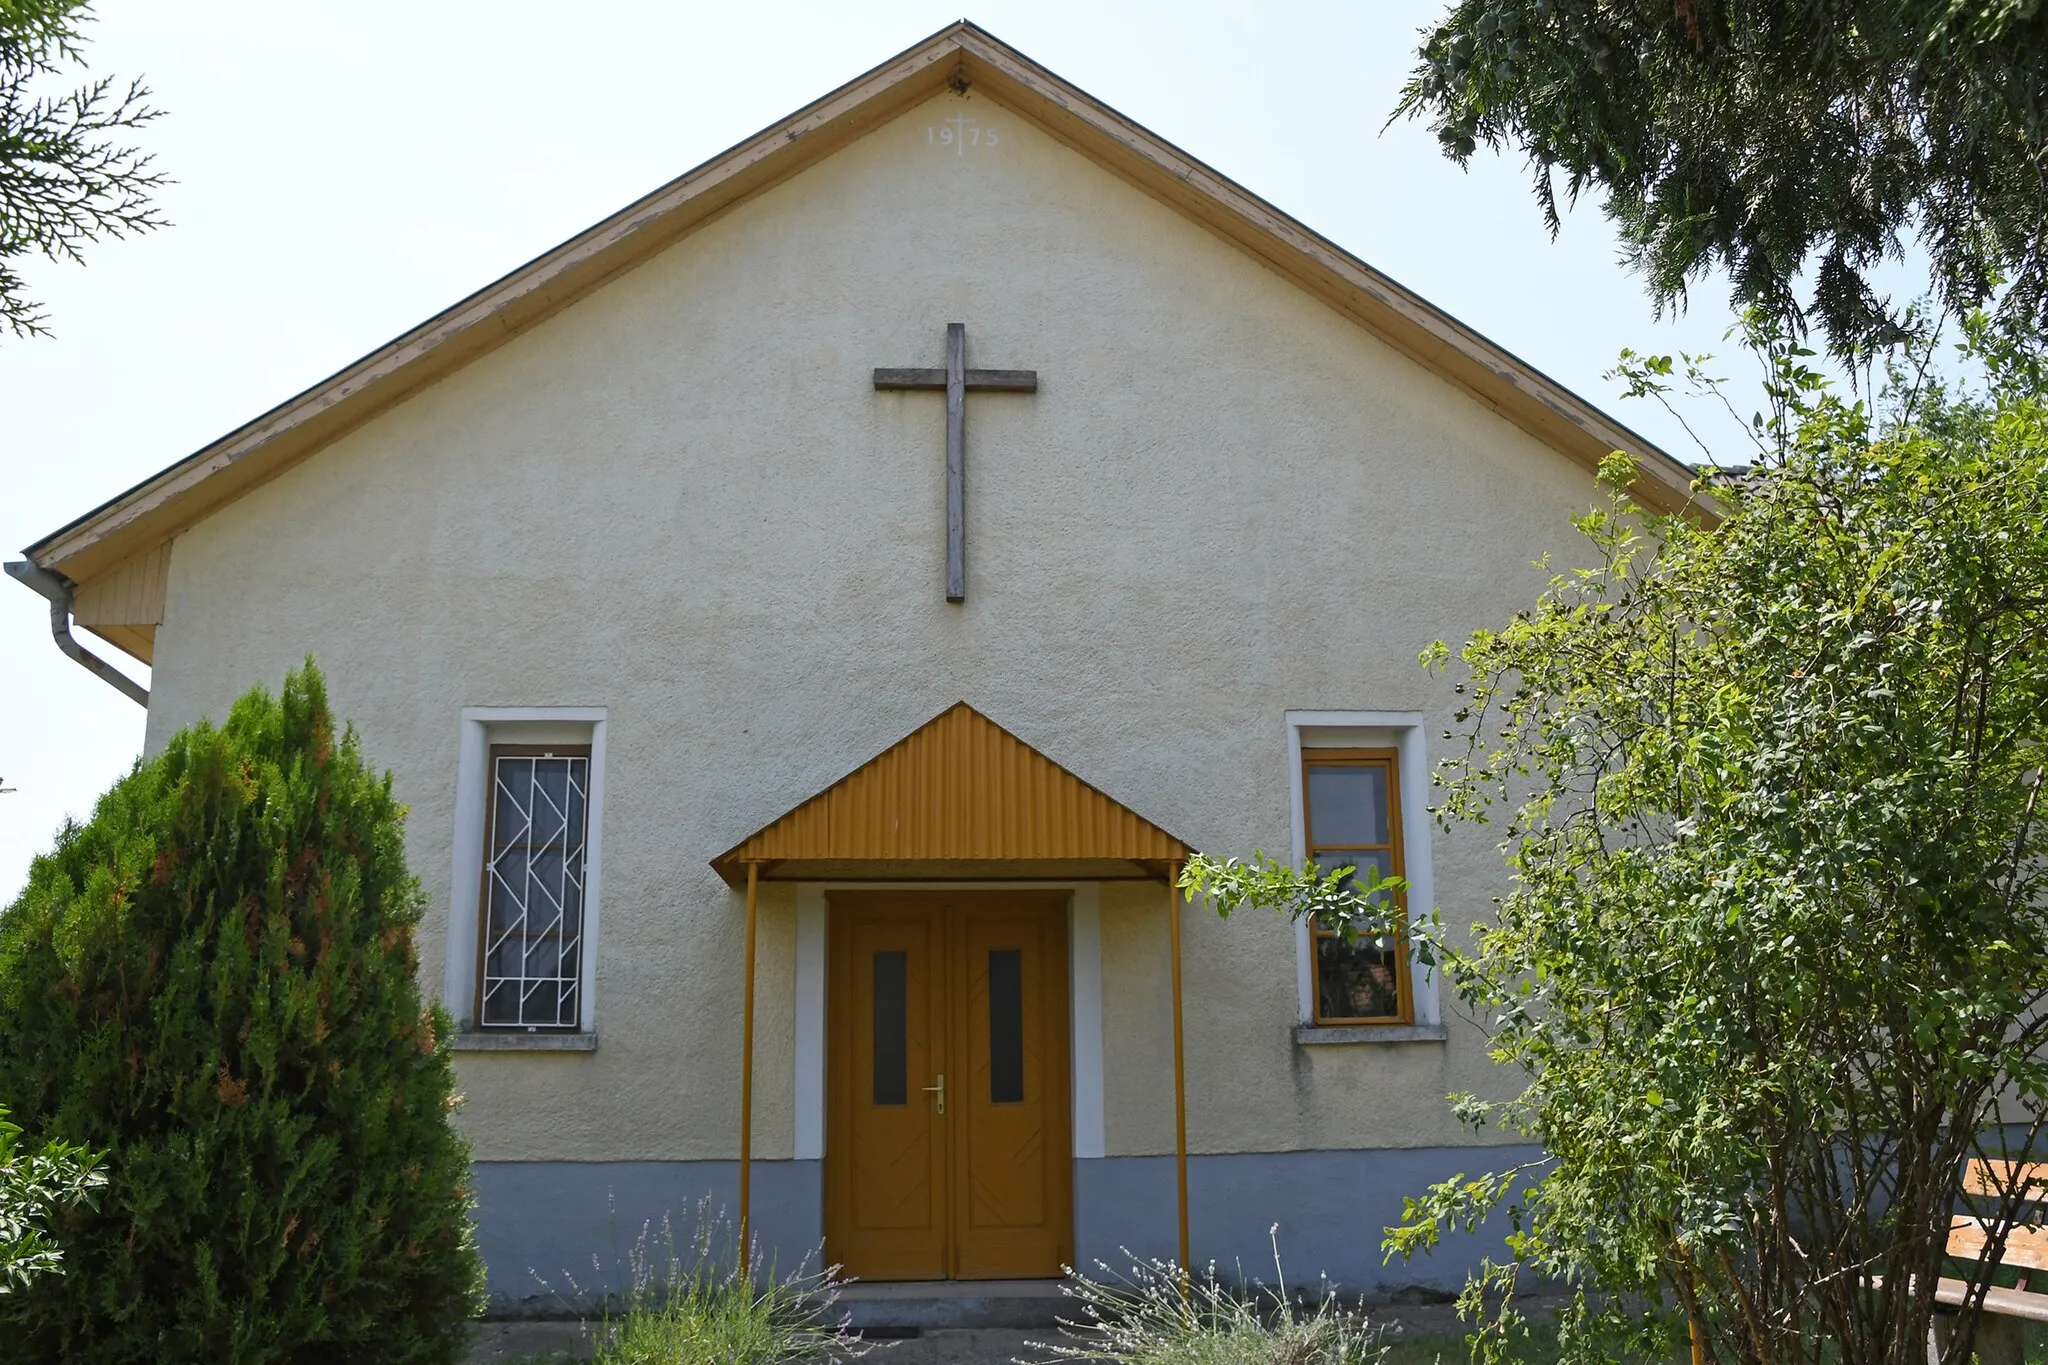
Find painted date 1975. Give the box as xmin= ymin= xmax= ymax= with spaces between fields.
xmin=929 ymin=114 xmax=998 ymax=153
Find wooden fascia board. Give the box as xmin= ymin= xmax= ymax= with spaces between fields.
xmin=949 ymin=34 xmax=1706 ymax=518
xmin=25 ymin=32 xmax=967 ymax=582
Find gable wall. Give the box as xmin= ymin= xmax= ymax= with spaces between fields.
xmin=147 ymin=91 xmax=1601 ymax=1165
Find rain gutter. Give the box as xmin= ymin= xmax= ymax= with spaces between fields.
xmin=4 ymin=561 xmax=150 ymax=708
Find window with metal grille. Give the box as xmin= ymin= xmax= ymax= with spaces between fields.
xmin=477 ymin=746 xmax=590 ymax=1029
xmin=1303 ymin=748 xmax=1411 ymax=1024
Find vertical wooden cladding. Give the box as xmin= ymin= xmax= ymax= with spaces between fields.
xmin=712 ymin=703 xmax=1191 ymax=882
xmin=70 ymin=541 xmax=171 ymax=664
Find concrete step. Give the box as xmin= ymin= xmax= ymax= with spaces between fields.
xmin=839 ymin=1278 xmax=1071 ymax=1331
xmin=466 ymin=1317 xmax=593 ymax=1361
xmin=857 ymin=1326 xmax=1052 ymax=1362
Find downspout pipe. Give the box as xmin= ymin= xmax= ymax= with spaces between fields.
xmin=5 ymin=560 xmax=150 ymax=708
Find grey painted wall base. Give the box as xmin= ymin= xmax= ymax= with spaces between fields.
xmin=472 ymin=1146 xmax=1539 ymax=1314
xmin=1074 ymin=1147 xmax=1543 ymax=1294
xmin=472 ymin=1159 xmax=821 ymax=1313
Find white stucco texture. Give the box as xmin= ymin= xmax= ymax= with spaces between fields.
xmin=147 ymin=90 xmax=1607 ymax=1161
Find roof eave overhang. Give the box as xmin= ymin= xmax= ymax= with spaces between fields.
xmin=710 ymin=858 xmax=1181 ymax=888
xmin=21 ymin=21 xmax=1707 ymax=585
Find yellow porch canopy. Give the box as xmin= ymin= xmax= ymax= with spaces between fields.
xmin=716 ymin=702 xmax=1201 ymax=1276
xmin=710 ymin=701 xmax=1192 ymax=885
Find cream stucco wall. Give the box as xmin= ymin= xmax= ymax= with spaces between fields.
xmin=146 ymin=90 xmax=1604 ymax=1163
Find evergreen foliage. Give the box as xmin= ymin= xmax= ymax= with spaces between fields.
xmin=1397 ymin=2 xmax=2048 ymax=361
xmin=1190 ymin=316 xmax=2048 ymax=1365
xmin=1 ymin=0 xmax=166 ymax=337
xmin=0 ymin=661 xmax=484 ymax=1363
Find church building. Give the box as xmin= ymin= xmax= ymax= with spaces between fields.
xmin=9 ymin=24 xmax=1697 ymax=1305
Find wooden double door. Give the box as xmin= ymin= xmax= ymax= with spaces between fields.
xmin=824 ymin=891 xmax=1073 ymax=1280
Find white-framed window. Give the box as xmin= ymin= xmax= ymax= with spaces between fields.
xmin=445 ymin=708 xmax=607 ymax=1036
xmin=1286 ymin=712 xmax=1439 ymax=1031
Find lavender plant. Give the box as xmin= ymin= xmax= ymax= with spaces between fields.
xmin=1034 ymin=1229 xmax=1389 ymax=1365
xmin=543 ymin=1201 xmax=868 ymax=1365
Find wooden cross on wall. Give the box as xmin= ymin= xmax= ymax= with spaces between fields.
xmin=874 ymin=323 xmax=1038 ymax=602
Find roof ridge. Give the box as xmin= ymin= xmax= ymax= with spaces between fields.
xmin=20 ymin=21 xmax=1704 ymax=590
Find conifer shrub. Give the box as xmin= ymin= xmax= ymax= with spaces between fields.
xmin=0 ymin=660 xmax=484 ymax=1363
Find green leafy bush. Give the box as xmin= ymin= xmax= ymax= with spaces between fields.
xmin=0 ymin=1104 xmax=103 ymax=1293
xmin=0 ymin=660 xmax=484 ymax=1362
xmin=1191 ymin=316 xmax=2048 ymax=1365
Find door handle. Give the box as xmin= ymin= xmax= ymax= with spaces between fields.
xmin=922 ymin=1074 xmax=945 ymax=1114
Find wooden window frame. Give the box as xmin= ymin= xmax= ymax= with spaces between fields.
xmin=1302 ymin=746 xmax=1413 ymax=1026
xmin=475 ymin=743 xmax=594 ymax=1033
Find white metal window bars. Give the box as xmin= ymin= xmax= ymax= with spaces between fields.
xmin=480 ymin=750 xmax=589 ymax=1029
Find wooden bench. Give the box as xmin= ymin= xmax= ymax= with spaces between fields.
xmin=1927 ymin=1160 xmax=2048 ymax=1365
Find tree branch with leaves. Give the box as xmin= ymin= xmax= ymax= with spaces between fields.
xmin=1188 ymin=315 xmax=2048 ymax=1365
xmin=0 ymin=1107 xmax=101 ymax=1296
xmin=1397 ymin=2 xmax=2048 ymax=363
xmin=1 ymin=0 xmax=165 ymax=338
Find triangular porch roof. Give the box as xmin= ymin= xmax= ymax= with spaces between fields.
xmin=711 ymin=703 xmax=1193 ymax=885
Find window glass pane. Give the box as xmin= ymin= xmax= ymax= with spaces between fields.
xmin=872 ymin=951 xmax=908 ymax=1106
xmin=564 ymin=773 xmax=586 ymax=848
xmin=522 ymin=935 xmax=563 ymax=979
xmin=531 ymin=761 xmax=573 ymax=834
xmin=1316 ymin=934 xmax=1401 ymax=1020
xmin=1307 ymin=763 xmax=1389 ymax=846
xmin=1310 ymin=848 xmax=1393 ymax=885
xmin=522 ymin=980 xmax=562 ymax=1025
xmin=487 ymin=849 xmax=530 ymax=933
xmin=988 ymin=949 xmax=1024 ymax=1104
xmin=480 ymin=753 xmax=589 ymax=1029
xmin=1310 ymin=849 xmax=1394 ymax=929
xmin=493 ymin=762 xmax=531 ymax=843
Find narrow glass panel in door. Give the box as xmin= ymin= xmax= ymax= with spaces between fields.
xmin=825 ymin=899 xmax=946 ymax=1280
xmin=954 ymin=900 xmax=1072 ymax=1278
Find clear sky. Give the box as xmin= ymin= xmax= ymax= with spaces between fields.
xmin=0 ymin=0 xmax=1767 ymax=899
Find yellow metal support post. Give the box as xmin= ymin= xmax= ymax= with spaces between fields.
xmin=1168 ymin=859 xmax=1189 ymax=1277
xmin=739 ymin=860 xmax=760 ymax=1256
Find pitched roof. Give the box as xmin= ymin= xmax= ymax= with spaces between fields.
xmin=711 ymin=702 xmax=1193 ymax=885
xmin=19 ymin=20 xmax=1702 ymax=596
